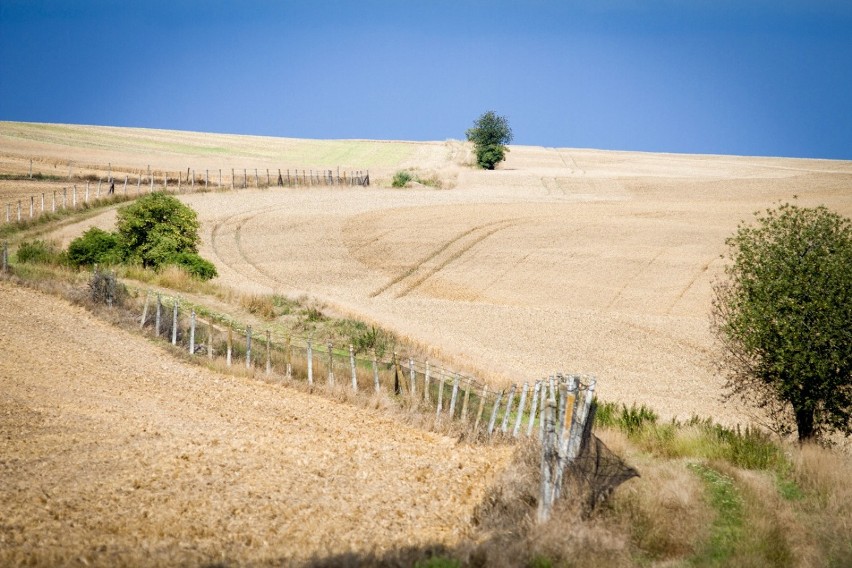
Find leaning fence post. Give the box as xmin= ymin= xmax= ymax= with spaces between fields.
xmin=140 ymin=292 xmax=151 ymax=328
xmin=189 ymin=309 xmax=196 ymax=355
xmin=527 ymin=380 xmax=541 ymax=436
xmin=501 ymin=384 xmax=517 ymax=434
xmin=436 ymin=370 xmax=446 ymax=419
xmin=327 ymin=341 xmax=334 ymax=386
xmin=488 ymin=390 xmax=504 ymax=436
xmin=123 ymin=175 xmax=128 ymax=195
xmin=350 ymin=344 xmax=357 ymax=391
xmin=307 ymin=340 xmax=314 ymax=385
xmin=473 ymin=384 xmax=488 ymax=435
xmin=448 ymin=374 xmax=460 ymax=418
xmin=245 ymin=326 xmax=253 ymax=369
xmin=372 ymin=350 xmax=380 ymax=393
xmin=539 ymin=378 xmax=548 ymax=440
xmin=171 ymin=300 xmax=179 ymax=345
xmin=460 ymin=377 xmax=471 ymax=421
xmin=513 ymin=382 xmax=529 ymax=437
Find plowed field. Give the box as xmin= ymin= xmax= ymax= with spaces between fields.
xmin=0 ymin=282 xmax=511 ymax=566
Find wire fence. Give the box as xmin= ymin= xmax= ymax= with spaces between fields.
xmin=2 ymin=160 xmax=370 ymax=225
xmin=137 ymin=289 xmax=596 ymax=443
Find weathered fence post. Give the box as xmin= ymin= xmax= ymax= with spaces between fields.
xmin=205 ymin=170 xmax=209 ymax=190
xmin=285 ymin=336 xmax=292 ymax=379
xmin=207 ymin=321 xmax=213 ymax=359
xmin=538 ymin=393 xmax=558 ymax=523
xmin=448 ymin=374 xmax=460 ymax=418
xmin=327 ymin=341 xmax=334 ymax=386
xmin=423 ymin=360 xmax=431 ymax=404
xmin=265 ymin=330 xmax=272 ymax=375
xmin=436 ymin=370 xmax=446 ymax=419
xmin=189 ymin=309 xmax=196 ymax=355
xmin=409 ymin=357 xmax=416 ymax=400
xmin=513 ymin=382 xmax=529 ymax=437
xmin=539 ymin=378 xmax=548 ymax=440
xmin=17 ymin=201 xmax=21 ymax=222
xmin=227 ymin=326 xmax=233 ymax=366
xmin=255 ymin=168 xmax=259 ymax=188
xmin=473 ymin=384 xmax=488 ymax=435
xmin=123 ymin=175 xmax=128 ymax=195
xmin=155 ymin=293 xmax=162 ymax=336
xmin=231 ymin=168 xmax=235 ymax=190
xmin=501 ymin=384 xmax=517 ymax=434
xmin=460 ymin=377 xmax=471 ymax=421
xmin=29 ymin=196 xmax=34 ymax=219
xmin=171 ymin=300 xmax=179 ymax=345
xmin=245 ymin=326 xmax=252 ymax=369
xmin=140 ymin=292 xmax=151 ymax=328
xmin=488 ymin=389 xmax=504 ymax=436
xmin=350 ymin=344 xmax=357 ymax=391
xmin=372 ymin=350 xmax=380 ymax=393
xmin=307 ymin=340 xmax=314 ymax=385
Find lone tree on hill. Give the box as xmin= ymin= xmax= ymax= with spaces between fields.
xmin=711 ymin=202 xmax=852 ymax=441
xmin=466 ymin=110 xmax=513 ymax=170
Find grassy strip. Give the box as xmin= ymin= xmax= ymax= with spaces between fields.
xmin=687 ymin=463 xmax=744 ymax=566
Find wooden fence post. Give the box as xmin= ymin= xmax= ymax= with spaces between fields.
xmin=473 ymin=384 xmax=488 ymax=435
xmin=171 ymin=300 xmax=179 ymax=345
xmin=254 ymin=168 xmax=259 ymax=188
xmin=243 ymin=168 xmax=247 ymax=189
xmin=409 ymin=357 xmax=416 ymax=399
xmin=349 ymin=344 xmax=357 ymax=391
xmin=327 ymin=341 xmax=334 ymax=386
xmin=218 ymin=169 xmax=222 ymax=188
xmin=460 ymin=377 xmax=472 ymax=421
xmin=191 ymin=169 xmax=195 ymax=189
xmin=227 ymin=326 xmax=233 ymax=366
xmin=265 ymin=330 xmax=272 ymax=375
xmin=205 ymin=170 xmax=209 ymax=190
xmin=29 ymin=196 xmax=34 ymax=219
xmin=123 ymin=175 xmax=128 ymax=195
xmin=424 ymin=360 xmax=431 ymax=404
xmin=140 ymin=292 xmax=151 ymax=328
xmin=436 ymin=371 xmax=446 ymax=419
xmin=231 ymin=168 xmax=235 ymax=190
xmin=285 ymin=336 xmax=292 ymax=379
xmin=488 ymin=390 xmax=504 ymax=436
xmin=501 ymin=384 xmax=517 ymax=434
xmin=514 ymin=382 xmax=530 ymax=437
xmin=448 ymin=374 xmax=460 ymax=418
xmin=86 ymin=181 xmax=90 ymax=203
xmin=149 ymin=175 xmax=153 ymax=193
xmin=307 ymin=340 xmax=313 ymax=385
xmin=189 ymin=309 xmax=196 ymax=355
xmin=538 ymin=394 xmax=558 ymax=523
xmin=5 ymin=204 xmax=9 ymax=223
xmin=17 ymin=201 xmax=21 ymax=222
xmin=155 ymin=293 xmax=162 ymax=336
xmin=245 ymin=326 xmax=252 ymax=369
xmin=72 ymin=185 xmax=77 ymax=208
xmin=207 ymin=322 xmax=213 ymax=359
xmin=2 ymin=241 xmax=7 ymax=273
xmin=372 ymin=350 xmax=379 ymax=393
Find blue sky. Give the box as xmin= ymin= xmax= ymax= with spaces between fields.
xmin=1 ymin=1 xmax=851 ymax=159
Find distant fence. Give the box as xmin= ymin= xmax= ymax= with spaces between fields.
xmin=136 ymin=289 xmax=597 ymax=444
xmin=2 ymin=160 xmax=370 ymax=225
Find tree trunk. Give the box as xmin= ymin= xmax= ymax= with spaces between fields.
xmin=795 ymin=404 xmax=815 ymax=441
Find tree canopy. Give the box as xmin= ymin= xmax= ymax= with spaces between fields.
xmin=466 ymin=111 xmax=513 ymax=170
xmin=116 ymin=192 xmax=201 ymax=269
xmin=711 ymin=202 xmax=852 ymax=441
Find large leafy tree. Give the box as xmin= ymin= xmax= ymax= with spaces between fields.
xmin=711 ymin=202 xmax=852 ymax=441
xmin=466 ymin=110 xmax=513 ymax=170
xmin=115 ymin=192 xmax=201 ymax=269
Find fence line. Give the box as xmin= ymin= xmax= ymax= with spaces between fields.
xmin=2 ymin=161 xmax=370 ymax=226
xmin=135 ymin=289 xmax=596 ymax=445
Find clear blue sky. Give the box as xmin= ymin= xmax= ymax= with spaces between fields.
xmin=2 ymin=1 xmax=851 ymax=159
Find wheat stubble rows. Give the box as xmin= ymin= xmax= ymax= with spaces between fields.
xmin=186 ymin=149 xmax=852 ymax=426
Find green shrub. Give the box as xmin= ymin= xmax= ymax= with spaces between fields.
xmin=392 ymin=170 xmax=413 ymax=187
xmin=16 ymin=240 xmax=65 ymax=265
xmin=168 ymin=252 xmax=218 ymax=281
xmin=67 ymin=227 xmax=124 ymax=267
xmin=116 ymin=192 xmax=200 ymax=269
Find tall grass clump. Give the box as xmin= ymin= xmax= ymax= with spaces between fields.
xmin=392 ymin=170 xmax=413 ymax=187
xmin=16 ymin=239 xmax=66 ymax=265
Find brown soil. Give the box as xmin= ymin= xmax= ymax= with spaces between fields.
xmin=0 ymin=281 xmax=511 ymax=566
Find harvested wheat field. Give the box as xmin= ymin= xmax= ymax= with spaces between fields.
xmin=5 ymin=122 xmax=852 ymax=426
xmin=0 ymin=282 xmax=512 ymax=565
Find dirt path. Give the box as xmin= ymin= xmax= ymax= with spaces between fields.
xmin=0 ymin=282 xmax=511 ymax=566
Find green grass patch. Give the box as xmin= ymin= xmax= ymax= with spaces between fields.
xmin=688 ymin=463 xmax=744 ymax=566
